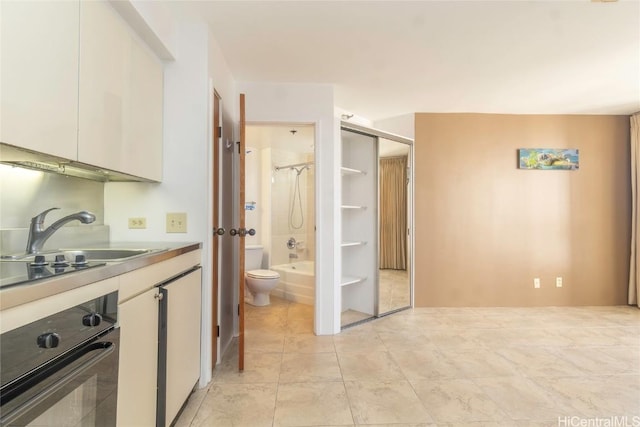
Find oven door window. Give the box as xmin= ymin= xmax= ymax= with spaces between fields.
xmin=0 ymin=332 xmax=119 ymax=427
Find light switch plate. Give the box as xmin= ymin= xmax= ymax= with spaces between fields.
xmin=166 ymin=212 xmax=187 ymax=233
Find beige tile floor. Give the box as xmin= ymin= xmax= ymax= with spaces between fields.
xmin=176 ymin=297 xmax=640 ymax=427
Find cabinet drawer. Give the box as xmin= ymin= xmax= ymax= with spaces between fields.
xmin=118 ymin=250 xmax=201 ymax=302
xmin=0 ymin=277 xmax=118 ymax=334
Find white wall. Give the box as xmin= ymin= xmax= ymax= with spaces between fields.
xmin=270 ymin=149 xmax=313 ymax=267
xmin=373 ymin=113 xmax=415 ymax=139
xmin=244 ymin=147 xmax=261 ymax=247
xmin=238 ymin=82 xmax=340 ymax=334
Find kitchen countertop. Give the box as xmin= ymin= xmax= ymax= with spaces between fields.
xmin=0 ymin=241 xmax=201 ymax=310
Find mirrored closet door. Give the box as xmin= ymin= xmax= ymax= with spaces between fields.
xmin=377 ymin=137 xmax=411 ymax=316
xmin=340 ymin=125 xmax=413 ymax=329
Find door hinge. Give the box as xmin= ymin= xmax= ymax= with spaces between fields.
xmin=236 ymin=141 xmax=240 ymax=154
xmin=237 ymin=304 xmax=240 ymax=316
xmin=217 ymin=325 xmax=220 ymax=337
xmin=217 ymin=126 xmax=222 ymax=138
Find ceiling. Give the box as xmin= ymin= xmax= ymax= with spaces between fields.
xmin=186 ymin=1 xmax=640 ymax=121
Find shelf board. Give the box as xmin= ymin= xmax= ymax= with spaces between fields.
xmin=341 ymin=166 xmax=366 ymax=176
xmin=341 ymin=276 xmax=366 ymax=287
xmin=341 ymin=205 xmax=366 ymax=210
xmin=341 ymin=241 xmax=367 ymax=247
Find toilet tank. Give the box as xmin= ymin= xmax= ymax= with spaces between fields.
xmin=245 ymin=245 xmax=264 ymax=270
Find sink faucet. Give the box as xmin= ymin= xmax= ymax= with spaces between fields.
xmin=26 ymin=208 xmax=96 ymax=254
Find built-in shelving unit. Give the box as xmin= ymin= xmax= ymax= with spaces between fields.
xmin=340 ymin=241 xmax=367 ymax=247
xmin=340 ymin=128 xmax=377 ymax=328
xmin=341 ymin=276 xmax=366 ymax=287
xmin=341 ymin=166 xmax=366 ymax=176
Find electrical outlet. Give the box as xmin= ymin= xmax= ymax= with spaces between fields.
xmin=166 ymin=212 xmax=187 ymax=233
xmin=128 ymin=217 xmax=146 ymax=229
xmin=534 ymin=278 xmax=540 ymax=288
xmin=556 ymin=277 xmax=563 ymax=288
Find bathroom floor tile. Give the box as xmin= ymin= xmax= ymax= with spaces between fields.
xmin=244 ymin=331 xmax=285 ymax=353
xmin=376 ymin=330 xmax=435 ymax=352
xmin=472 ymin=376 xmax=566 ymax=421
xmin=279 ymin=352 xmax=342 ymax=383
xmin=333 ymin=332 xmax=387 ymax=353
xmin=494 ymin=346 xmax=584 ymax=378
xmin=389 ymin=349 xmax=463 ymax=380
xmin=283 ymin=334 xmax=335 ymax=353
xmin=344 ymin=380 xmax=434 ymax=425
xmin=447 ymin=348 xmax=519 ymax=378
xmin=338 ymin=351 xmax=405 ymax=381
xmin=547 ymin=346 xmax=640 ymax=376
xmin=190 ymin=383 xmax=277 ymax=427
xmin=532 ymin=374 xmax=640 ymax=417
xmin=410 ymin=378 xmax=511 ymax=423
xmin=214 ymin=352 xmax=282 ymax=384
xmin=273 ymin=382 xmax=353 ymax=427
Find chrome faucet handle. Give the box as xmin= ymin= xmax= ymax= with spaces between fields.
xmin=31 ymin=207 xmax=60 ymax=225
xmin=287 ymin=237 xmax=296 ymax=249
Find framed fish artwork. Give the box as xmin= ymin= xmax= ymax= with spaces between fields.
xmin=518 ymin=148 xmax=579 ymax=170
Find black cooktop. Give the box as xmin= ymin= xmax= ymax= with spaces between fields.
xmin=0 ymin=258 xmax=106 ymax=289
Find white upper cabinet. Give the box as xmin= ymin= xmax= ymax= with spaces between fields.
xmin=0 ymin=0 xmax=79 ymax=159
xmin=0 ymin=0 xmax=163 ymax=182
xmin=78 ymin=1 xmax=163 ymax=181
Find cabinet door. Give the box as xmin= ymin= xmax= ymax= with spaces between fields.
xmin=126 ymin=38 xmax=163 ymax=181
xmin=78 ymin=0 xmax=163 ymax=181
xmin=164 ymin=269 xmax=202 ymax=426
xmin=0 ymin=0 xmax=79 ymax=159
xmin=117 ymin=288 xmax=159 ymax=426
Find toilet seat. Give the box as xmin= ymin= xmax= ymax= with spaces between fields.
xmin=246 ymin=269 xmax=280 ymax=279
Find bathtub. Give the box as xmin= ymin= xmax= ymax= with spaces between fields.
xmin=270 ymin=261 xmax=314 ymax=305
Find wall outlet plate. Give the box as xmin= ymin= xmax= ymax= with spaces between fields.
xmin=128 ymin=217 xmax=146 ymax=229
xmin=166 ymin=212 xmax=187 ymax=233
xmin=556 ymin=277 xmax=563 ymax=288
xmin=534 ymin=278 xmax=541 ymax=288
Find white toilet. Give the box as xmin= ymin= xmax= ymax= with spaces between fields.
xmin=245 ymin=245 xmax=280 ymax=306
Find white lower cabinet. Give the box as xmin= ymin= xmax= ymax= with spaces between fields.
xmin=161 ymin=268 xmax=202 ymax=426
xmin=117 ymin=287 xmax=160 ymax=426
xmin=116 ymin=250 xmax=202 ymax=426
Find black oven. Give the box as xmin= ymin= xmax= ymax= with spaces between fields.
xmin=0 ymin=291 xmax=119 ymax=426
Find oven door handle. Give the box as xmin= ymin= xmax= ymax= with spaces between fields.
xmin=0 ymin=340 xmax=115 ymax=426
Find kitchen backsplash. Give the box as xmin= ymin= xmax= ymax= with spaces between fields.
xmin=0 ymin=164 xmax=108 ymax=254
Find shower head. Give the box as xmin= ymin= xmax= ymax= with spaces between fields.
xmin=293 ymin=165 xmax=309 ymax=176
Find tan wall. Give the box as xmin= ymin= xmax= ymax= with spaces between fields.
xmin=414 ymin=113 xmax=630 ymax=307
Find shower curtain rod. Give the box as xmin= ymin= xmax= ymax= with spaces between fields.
xmin=274 ymin=161 xmax=313 ymax=171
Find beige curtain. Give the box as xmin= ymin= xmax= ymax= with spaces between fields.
xmin=630 ymin=113 xmax=640 ymax=307
xmin=379 ymin=156 xmax=407 ymax=270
